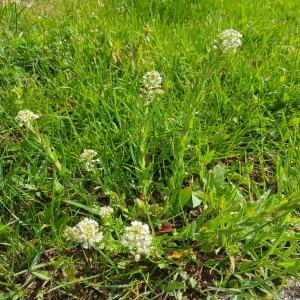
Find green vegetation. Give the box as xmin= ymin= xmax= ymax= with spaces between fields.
xmin=0 ymin=0 xmax=299 ymax=299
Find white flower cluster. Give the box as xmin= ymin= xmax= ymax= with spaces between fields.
xmin=122 ymin=221 xmax=152 ymax=261
xmin=141 ymin=70 xmax=163 ymax=101
xmin=64 ymin=218 xmax=103 ymax=249
xmin=215 ymin=29 xmax=242 ymax=53
xmin=16 ymin=109 xmax=40 ymax=127
xmin=99 ymin=206 xmax=114 ymax=218
xmin=80 ymin=149 xmax=100 ymax=171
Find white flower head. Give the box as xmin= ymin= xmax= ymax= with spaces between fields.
xmin=65 ymin=218 xmax=103 ymax=249
xmin=99 ymin=206 xmax=114 ymax=218
xmin=122 ymin=221 xmax=152 ymax=261
xmin=141 ymin=70 xmax=163 ymax=102
xmin=215 ymin=29 xmax=242 ymax=53
xmin=16 ymin=109 xmax=40 ymax=127
xmin=63 ymin=226 xmax=80 ymax=241
xmin=76 ymin=218 xmax=103 ymax=249
xmin=80 ymin=149 xmax=100 ymax=171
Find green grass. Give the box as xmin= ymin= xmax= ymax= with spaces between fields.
xmin=0 ymin=0 xmax=300 ymax=299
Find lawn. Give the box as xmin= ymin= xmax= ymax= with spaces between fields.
xmin=0 ymin=0 xmax=299 ymax=299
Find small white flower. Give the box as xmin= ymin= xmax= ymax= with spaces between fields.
xmin=99 ymin=206 xmax=114 ymax=218
xmin=80 ymin=149 xmax=100 ymax=171
xmin=141 ymin=71 xmax=163 ymax=102
xmin=16 ymin=109 xmax=40 ymax=127
xmin=142 ymin=71 xmax=162 ymax=91
xmin=122 ymin=221 xmax=152 ymax=260
xmin=76 ymin=218 xmax=103 ymax=249
xmin=80 ymin=149 xmax=98 ymax=161
xmin=63 ymin=226 xmax=80 ymax=241
xmin=215 ymin=29 xmax=242 ymax=53
xmin=64 ymin=218 xmax=103 ymax=249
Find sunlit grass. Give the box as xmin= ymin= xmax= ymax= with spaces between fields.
xmin=0 ymin=0 xmax=299 ymax=299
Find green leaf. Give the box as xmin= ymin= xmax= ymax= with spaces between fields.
xmin=64 ymin=200 xmax=99 ymax=214
xmin=257 ymin=189 xmax=271 ymax=202
xmin=289 ymin=117 xmax=300 ymax=127
xmin=278 ymin=260 xmax=300 ymax=272
xmin=189 ymin=277 xmax=197 ymax=288
xmin=32 ymin=270 xmax=52 ymax=281
xmin=191 ymin=192 xmax=201 ymax=208
xmin=210 ymin=164 xmax=226 ymax=189
xmin=178 ymin=187 xmax=192 ymax=209
xmin=164 ymin=282 xmax=186 ymax=292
